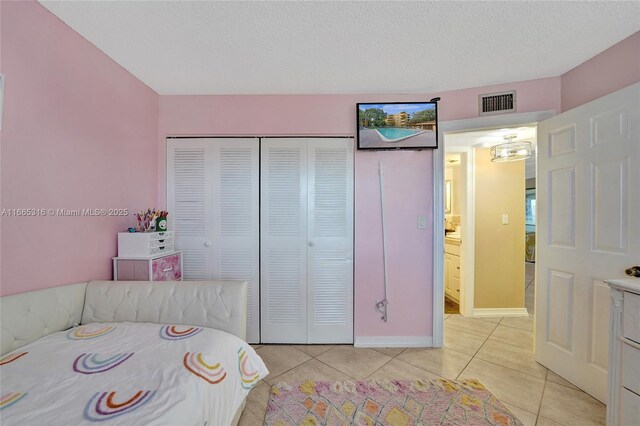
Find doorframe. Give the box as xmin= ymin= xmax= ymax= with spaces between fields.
xmin=432 ymin=110 xmax=555 ymax=347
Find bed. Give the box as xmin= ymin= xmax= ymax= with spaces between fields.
xmin=0 ymin=280 xmax=268 ymax=425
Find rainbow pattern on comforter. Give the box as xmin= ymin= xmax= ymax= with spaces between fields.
xmin=0 ymin=322 xmax=268 ymax=425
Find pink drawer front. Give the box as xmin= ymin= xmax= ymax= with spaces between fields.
xmin=152 ymin=254 xmax=182 ymax=281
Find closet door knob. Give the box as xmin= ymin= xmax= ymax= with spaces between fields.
xmin=309 ymin=242 xmax=315 ymax=247
xmin=204 ymin=241 xmax=212 ymax=247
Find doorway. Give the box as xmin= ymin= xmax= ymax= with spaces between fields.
xmin=431 ymin=109 xmax=554 ymax=349
xmin=432 ymin=111 xmax=555 ymax=347
xmin=442 ymin=126 xmax=536 ymax=319
xmin=444 ymin=152 xmax=464 ymax=314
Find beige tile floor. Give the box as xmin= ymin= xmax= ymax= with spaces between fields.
xmin=239 ymin=264 xmax=605 ymax=425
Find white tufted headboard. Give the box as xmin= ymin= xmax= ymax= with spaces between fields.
xmin=82 ymin=281 xmax=247 ymax=340
xmin=1 ymin=283 xmax=88 ymax=356
xmin=1 ymin=280 xmax=247 ymax=355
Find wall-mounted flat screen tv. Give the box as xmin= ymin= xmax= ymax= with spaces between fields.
xmin=357 ymin=102 xmax=438 ymax=150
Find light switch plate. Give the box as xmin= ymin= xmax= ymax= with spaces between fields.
xmin=418 ymin=215 xmax=426 ymax=229
xmin=502 ymin=214 xmax=509 ymax=225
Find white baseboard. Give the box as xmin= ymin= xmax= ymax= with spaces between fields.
xmin=354 ymin=336 xmax=433 ymax=348
xmin=473 ymin=307 xmax=529 ymax=317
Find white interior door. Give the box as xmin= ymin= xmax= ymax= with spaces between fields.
xmin=535 ymin=83 xmax=640 ymax=402
xmin=168 ymin=138 xmax=260 ymax=343
xmin=260 ymin=138 xmax=308 ymax=343
xmin=307 ymin=138 xmax=354 ymax=343
xmin=261 ymin=137 xmax=354 ymax=343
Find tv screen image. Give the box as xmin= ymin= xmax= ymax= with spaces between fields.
xmin=357 ymin=102 xmax=438 ymax=150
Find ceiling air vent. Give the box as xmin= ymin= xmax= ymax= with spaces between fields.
xmin=478 ymin=90 xmax=516 ymax=116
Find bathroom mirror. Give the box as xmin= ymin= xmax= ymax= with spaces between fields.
xmin=444 ymin=180 xmax=452 ymax=213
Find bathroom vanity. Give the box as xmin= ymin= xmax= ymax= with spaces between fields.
xmin=445 ymin=236 xmax=461 ymax=303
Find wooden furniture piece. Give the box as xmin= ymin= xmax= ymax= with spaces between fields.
xmin=606 ymin=278 xmax=640 ymax=425
xmin=113 ymin=251 xmax=183 ymax=281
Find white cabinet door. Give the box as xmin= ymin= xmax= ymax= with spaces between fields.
xmin=307 ymin=138 xmax=354 ymax=343
xmin=445 ymin=253 xmax=453 ymax=297
xmin=535 ymin=83 xmax=640 ymax=402
xmin=260 ymin=138 xmax=308 ymax=343
xmin=167 ymin=138 xmax=260 ymax=343
xmin=452 ymin=256 xmax=461 ymax=302
xmin=261 ymin=138 xmax=354 ymax=344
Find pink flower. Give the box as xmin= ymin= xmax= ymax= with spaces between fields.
xmin=314 ymin=381 xmax=330 ymax=394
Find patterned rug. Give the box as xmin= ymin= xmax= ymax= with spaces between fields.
xmin=265 ymin=378 xmax=524 ymax=425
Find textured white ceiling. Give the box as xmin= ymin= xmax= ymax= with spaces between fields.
xmin=39 ymin=1 xmax=640 ymax=95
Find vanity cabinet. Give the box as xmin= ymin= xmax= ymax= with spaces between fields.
xmin=445 ymin=239 xmax=461 ymax=302
xmin=606 ymin=278 xmax=640 ymax=426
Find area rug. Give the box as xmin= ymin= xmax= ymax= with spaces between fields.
xmin=265 ymin=378 xmax=524 ymax=426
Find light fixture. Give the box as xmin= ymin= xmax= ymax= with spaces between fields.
xmin=490 ymin=134 xmax=532 ymax=162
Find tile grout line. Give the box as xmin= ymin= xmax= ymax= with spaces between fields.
xmin=257 ymin=346 xmax=313 ymax=385
xmin=535 ymin=378 xmax=550 ymax=425
xmin=310 ymin=354 xmax=363 ymax=382
xmin=300 ymin=346 xmax=335 ymax=358
xmin=454 ymin=316 xmax=547 ymax=382
xmin=370 ymin=347 xmax=408 ymax=358
xmin=482 ymin=329 xmax=536 ymax=351
xmin=454 ymin=321 xmax=500 ymax=380
xmin=498 ymin=321 xmax=534 ymax=332
xmin=470 ymin=355 xmax=547 ymax=382
xmin=451 ymin=317 xmax=549 ymax=420
xmin=363 ymin=355 xmax=396 ymax=380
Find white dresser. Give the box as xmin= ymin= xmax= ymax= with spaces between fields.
xmin=606 ymin=278 xmax=640 ymax=426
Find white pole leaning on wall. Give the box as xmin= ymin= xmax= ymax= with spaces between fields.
xmin=376 ymin=160 xmax=389 ymax=322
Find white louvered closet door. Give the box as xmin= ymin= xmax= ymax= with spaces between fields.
xmin=261 ymin=138 xmax=354 ymax=344
xmin=167 ymin=139 xmax=214 ymax=280
xmin=260 ymin=139 xmax=308 ymax=343
xmin=167 ymin=138 xmax=260 ymax=343
xmin=307 ymin=138 xmax=354 ymax=343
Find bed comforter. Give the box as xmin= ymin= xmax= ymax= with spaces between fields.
xmin=0 ymin=322 xmax=268 ymax=425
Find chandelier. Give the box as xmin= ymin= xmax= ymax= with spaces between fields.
xmin=490 ymin=134 xmax=532 ymax=162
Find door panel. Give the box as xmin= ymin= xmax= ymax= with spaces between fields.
xmin=548 ymin=167 xmax=576 ymax=248
xmin=307 ymin=138 xmax=354 ymax=343
xmin=212 ymin=140 xmax=260 ymax=343
xmin=260 ymin=139 xmax=308 ymax=343
xmin=546 ymin=269 xmax=574 ymax=352
xmin=588 ymin=279 xmax=610 ymax=372
xmin=167 ymin=140 xmax=214 ymax=280
xmin=536 ymin=83 xmax=640 ymax=403
xmin=168 ymin=138 xmax=260 ymax=343
xmin=591 ymin=159 xmax=628 ymax=253
xmin=261 ymin=138 xmax=354 ymax=344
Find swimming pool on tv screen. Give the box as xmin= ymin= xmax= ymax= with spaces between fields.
xmin=375 ymin=128 xmax=421 ymax=140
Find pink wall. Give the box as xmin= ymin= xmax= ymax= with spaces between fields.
xmin=158 ymin=77 xmax=560 ymax=338
xmin=0 ymin=0 xmax=564 ymax=337
xmin=0 ymin=1 xmax=159 ymax=295
xmin=561 ymin=31 xmax=640 ymax=112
